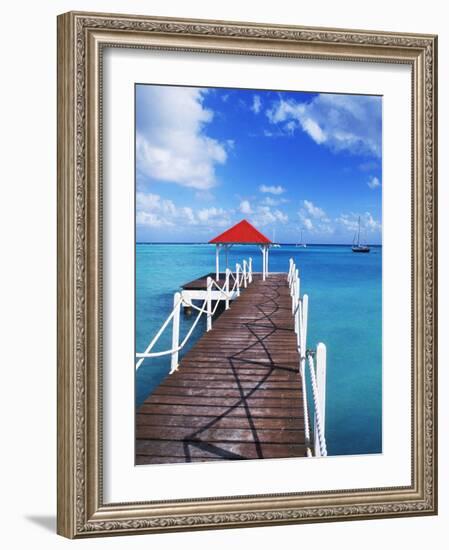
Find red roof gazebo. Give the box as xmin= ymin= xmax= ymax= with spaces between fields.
xmin=209 ymin=219 xmax=272 ymax=281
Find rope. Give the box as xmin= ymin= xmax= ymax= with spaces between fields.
xmin=136 ymin=297 xmax=208 ymax=361
xmin=290 ymin=257 xmax=326 ymax=457
xmin=136 ymin=259 xmax=252 ymax=368
xmin=210 ymin=278 xmax=234 ymax=299
xmin=135 ymin=294 xmax=183 ymax=369
xmin=307 ymin=353 xmax=327 ymax=457
xmin=300 ymin=358 xmax=311 ymax=451
xmin=184 ymin=297 xmax=208 ymax=313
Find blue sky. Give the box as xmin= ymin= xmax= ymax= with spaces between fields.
xmin=135 ymin=84 xmax=382 ymax=244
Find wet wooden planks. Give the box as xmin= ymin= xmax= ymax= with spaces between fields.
xmin=136 ymin=273 xmax=305 ymax=465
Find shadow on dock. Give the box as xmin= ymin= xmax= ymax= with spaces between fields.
xmin=136 ymin=274 xmax=306 ymax=464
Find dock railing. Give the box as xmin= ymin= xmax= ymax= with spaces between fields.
xmin=288 ymin=258 xmax=328 ymax=457
xmin=136 ymin=258 xmax=253 ymax=374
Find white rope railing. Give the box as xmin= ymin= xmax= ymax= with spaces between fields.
xmin=136 ymin=258 xmax=253 ymax=373
xmin=288 ymin=257 xmax=328 ymax=457
xmin=298 ymin=296 xmax=312 ymax=457
xmin=307 ymin=350 xmax=327 ymax=457
xmin=135 ymin=293 xmax=184 ymax=370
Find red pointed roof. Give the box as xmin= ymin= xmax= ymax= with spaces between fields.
xmin=209 ymin=219 xmax=272 ymax=244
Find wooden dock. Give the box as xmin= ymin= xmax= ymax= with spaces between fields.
xmin=136 ymin=273 xmax=306 ymax=464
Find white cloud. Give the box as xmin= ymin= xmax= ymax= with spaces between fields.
xmin=136 ymin=192 xmax=290 ymax=233
xmin=239 ymin=200 xmax=253 ymax=214
xmin=266 ymin=93 xmax=382 ymax=157
xmin=303 ymin=200 xmax=326 ymax=219
xmin=197 ymin=207 xmax=230 ymax=226
xmin=302 ymin=118 xmax=327 ymax=144
xmin=136 ymin=86 xmax=228 ymax=190
xmin=251 ymin=206 xmax=288 ymax=227
xmin=284 ymin=121 xmax=298 ymax=135
xmin=336 ymin=212 xmax=381 ymax=234
xmin=302 ymin=218 xmax=314 ymax=231
xmin=298 ymin=200 xmax=333 ymax=235
xmin=136 ymin=192 xmax=231 ymax=228
xmin=136 ymin=192 xmax=176 ymax=227
xmin=260 ymin=196 xmax=289 ymax=206
xmin=367 ymin=176 xmax=381 ymax=189
xmin=251 ymin=95 xmax=262 ymax=114
xmin=259 ymin=184 xmax=286 ymax=195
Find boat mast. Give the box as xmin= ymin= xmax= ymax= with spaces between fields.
xmin=357 ymin=216 xmax=361 ymax=247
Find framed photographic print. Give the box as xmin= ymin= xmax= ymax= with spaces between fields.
xmin=57 ymin=11 xmax=438 ymax=538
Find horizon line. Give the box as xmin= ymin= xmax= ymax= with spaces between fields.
xmin=136 ymin=242 xmax=382 ymax=246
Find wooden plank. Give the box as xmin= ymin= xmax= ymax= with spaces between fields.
xmin=152 ymin=387 xmax=301 ymax=399
xmin=160 ymin=379 xmax=298 ymax=390
xmin=175 ymin=366 xmax=297 ymax=375
xmin=136 ymin=273 xmax=307 ymax=464
xmin=136 ymin=414 xmax=304 ymax=430
xmin=136 ymin=440 xmax=307 ymax=460
xmin=136 ymin=426 xmax=304 ymax=444
xmin=143 ymin=395 xmax=302 ymax=407
xmin=138 ymin=404 xmax=304 ymax=418
xmin=136 ymin=456 xmax=227 ymax=464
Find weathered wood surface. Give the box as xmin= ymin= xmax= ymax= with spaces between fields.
xmin=136 ymin=273 xmax=305 ymax=464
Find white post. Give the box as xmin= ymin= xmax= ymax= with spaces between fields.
xmin=299 ymin=300 xmax=307 ymax=419
xmin=296 ymin=269 xmax=300 ymax=301
xmin=288 ymin=258 xmax=293 ymax=286
xmin=294 ymin=270 xmax=300 ymax=325
xmin=225 ymin=268 xmax=230 ymax=310
xmin=262 ymin=247 xmax=266 ymax=281
xmin=215 ymin=245 xmax=220 ymax=280
xmin=206 ymin=277 xmax=212 ymax=331
xmin=170 ymin=292 xmax=181 ymax=373
xmin=236 ymin=264 xmax=241 ymax=296
xmin=290 ymin=260 xmax=295 ymax=295
xmin=314 ymin=343 xmax=327 ymax=457
xmin=291 ymin=277 xmax=296 ymax=314
xmin=266 ymin=246 xmax=269 ymax=277
xmin=248 ymin=257 xmax=253 ymax=283
xmin=302 ymin=294 xmax=309 ymax=352
xmin=243 ymin=260 xmax=247 ymax=288
xmin=294 ymin=297 xmax=300 ymax=340
xmin=299 ymin=297 xmax=308 ymax=381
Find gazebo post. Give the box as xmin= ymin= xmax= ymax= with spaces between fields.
xmin=215 ymin=244 xmax=220 ymax=280
xmin=265 ymin=245 xmax=270 ymax=277
xmin=261 ymin=245 xmax=266 ymax=281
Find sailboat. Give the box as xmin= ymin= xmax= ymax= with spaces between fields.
xmin=296 ymin=229 xmax=307 ymax=248
xmin=272 ymin=228 xmax=281 ymax=248
xmin=352 ymin=216 xmax=370 ymax=253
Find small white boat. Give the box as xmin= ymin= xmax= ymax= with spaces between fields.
xmin=352 ymin=216 xmax=370 ymax=253
xmin=271 ymin=228 xmax=281 ymax=248
xmin=296 ymin=229 xmax=307 ymax=248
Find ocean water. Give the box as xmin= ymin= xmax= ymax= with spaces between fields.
xmin=136 ymin=244 xmax=382 ymax=456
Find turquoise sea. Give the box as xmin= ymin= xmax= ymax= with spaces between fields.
xmin=136 ymin=244 xmax=382 ymax=456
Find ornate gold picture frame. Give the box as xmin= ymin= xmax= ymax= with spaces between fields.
xmin=57 ymin=11 xmax=437 ymax=538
